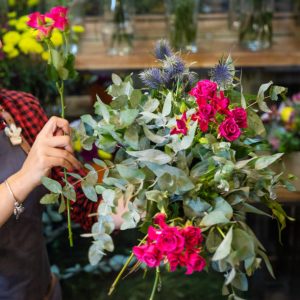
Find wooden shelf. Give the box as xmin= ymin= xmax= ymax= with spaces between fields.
xmin=75 ymin=14 xmax=300 ymax=71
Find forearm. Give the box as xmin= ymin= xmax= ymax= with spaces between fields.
xmin=0 ymin=171 xmax=35 ymax=227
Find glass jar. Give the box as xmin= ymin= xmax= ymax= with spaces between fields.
xmin=102 ymin=0 xmax=134 ymax=56
xmin=239 ymin=0 xmax=274 ymax=51
xmin=164 ymin=0 xmax=200 ymax=53
xmin=228 ymin=0 xmax=240 ymax=31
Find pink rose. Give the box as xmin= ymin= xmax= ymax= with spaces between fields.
xmin=133 ymin=244 xmax=148 ymax=261
xmin=170 ymin=112 xmax=188 ymax=135
xmin=147 ymin=226 xmax=161 ymax=243
xmin=154 ymin=213 xmax=167 ymax=229
xmin=198 ymin=103 xmax=216 ymax=120
xmin=45 ymin=6 xmax=69 ymax=31
xmin=211 ymin=91 xmax=230 ymax=114
xmin=27 ymin=12 xmax=53 ymax=39
xmin=167 ymin=253 xmax=180 ymax=272
xmin=231 ymin=107 xmax=248 ymax=128
xmin=191 ymin=112 xmax=209 ymax=133
xmin=182 ymin=226 xmax=203 ymax=249
xmin=185 ymin=252 xmax=206 ymax=275
xmin=157 ymin=227 xmax=185 ymax=254
xmin=218 ymin=118 xmax=241 ymax=142
xmin=142 ymin=245 xmax=163 ymax=268
xmin=189 ymin=80 xmax=217 ymax=101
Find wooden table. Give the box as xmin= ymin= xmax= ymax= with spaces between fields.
xmin=75 ymin=13 xmax=300 ymax=71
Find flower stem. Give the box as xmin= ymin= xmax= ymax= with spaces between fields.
xmin=217 ymin=226 xmax=226 ymax=239
xmin=56 ymin=79 xmax=73 ymax=247
xmin=108 ymin=235 xmax=148 ymax=296
xmin=149 ymin=267 xmax=160 ymax=300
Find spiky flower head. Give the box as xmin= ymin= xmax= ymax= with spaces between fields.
xmin=139 ymin=68 xmax=163 ymax=89
xmin=163 ymin=54 xmax=185 ymax=79
xmin=209 ymin=55 xmax=235 ymax=90
xmin=155 ymin=39 xmax=173 ymax=60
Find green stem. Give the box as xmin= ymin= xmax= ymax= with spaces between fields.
xmin=149 ymin=267 xmax=160 ymax=300
xmin=56 ymin=79 xmax=73 ymax=247
xmin=217 ymin=226 xmax=226 ymax=239
xmin=108 ymin=235 xmax=148 ymax=296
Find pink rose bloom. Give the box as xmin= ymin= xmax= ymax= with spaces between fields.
xmin=157 ymin=227 xmax=185 ymax=254
xmin=211 ymin=91 xmax=230 ymax=114
xmin=185 ymin=252 xmax=206 ymax=275
xmin=170 ymin=112 xmax=188 ymax=135
xmin=147 ymin=226 xmax=161 ymax=243
xmin=198 ymin=103 xmax=216 ymax=121
xmin=133 ymin=244 xmax=148 ymax=261
xmin=142 ymin=245 xmax=163 ymax=268
xmin=218 ymin=117 xmax=241 ymax=142
xmin=46 ymin=6 xmax=69 ymax=31
xmin=189 ymin=80 xmax=217 ymax=102
xmin=154 ymin=213 xmax=167 ymax=229
xmin=27 ymin=12 xmax=46 ymax=29
xmin=167 ymin=253 xmax=181 ymax=272
xmin=182 ymin=226 xmax=203 ymax=249
xmin=231 ymin=107 xmax=248 ymax=128
xmin=191 ymin=112 xmax=209 ymax=133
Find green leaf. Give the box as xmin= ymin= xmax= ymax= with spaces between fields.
xmin=112 ymin=73 xmax=122 ymax=85
xmin=41 ymin=176 xmax=62 ymax=194
xmin=129 ymin=89 xmax=142 ymax=108
xmin=143 ymin=125 xmax=166 ymax=144
xmin=255 ymin=153 xmax=283 ymax=170
xmin=127 ymin=149 xmax=172 ymax=165
xmin=120 ymin=202 xmax=140 ymax=230
xmin=40 ymin=193 xmax=60 ymax=204
xmin=95 ymin=95 xmax=110 ymax=123
xmin=124 ymin=125 xmax=140 ymax=150
xmin=206 ymin=227 xmax=222 ymax=253
xmin=231 ymin=272 xmax=248 ymax=291
xmin=143 ymin=98 xmax=160 ymax=112
xmin=102 ymin=189 xmax=116 ymax=206
xmin=82 ymin=181 xmax=98 ymax=202
xmin=270 ymin=85 xmax=287 ymax=101
xmin=58 ymin=198 xmax=66 ymax=213
xmin=214 ymin=197 xmax=233 ymax=220
xmin=200 ymin=211 xmax=230 ymax=227
xmin=116 ymin=164 xmax=145 ymax=181
xmin=257 ymin=81 xmax=273 ymax=113
xmin=162 ymin=91 xmax=172 ymax=117
xmin=257 ymin=249 xmax=275 ymax=279
xmin=212 ymin=226 xmax=233 ymax=261
xmin=120 ymin=109 xmax=139 ymax=128
xmin=232 ymin=228 xmax=255 ymax=260
xmin=88 ymin=242 xmax=104 ymax=266
xmin=63 ymin=184 xmax=76 ymax=201
xmin=81 ymin=114 xmax=97 ymax=128
xmin=247 ymin=109 xmax=266 ymax=137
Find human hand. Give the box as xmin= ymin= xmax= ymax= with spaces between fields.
xmin=20 ymin=116 xmax=82 ymax=190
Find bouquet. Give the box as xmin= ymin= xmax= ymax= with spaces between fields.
xmin=74 ymin=41 xmax=293 ymax=299
xmin=25 ymin=5 xmax=292 ymax=298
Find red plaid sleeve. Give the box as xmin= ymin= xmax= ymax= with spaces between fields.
xmin=0 ymin=89 xmax=99 ymax=231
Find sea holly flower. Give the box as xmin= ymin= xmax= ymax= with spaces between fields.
xmin=155 ymin=39 xmax=173 ymax=60
xmin=219 ymin=117 xmax=241 ymax=142
xmin=170 ymin=112 xmax=188 ymax=135
xmin=139 ymin=68 xmax=163 ymax=89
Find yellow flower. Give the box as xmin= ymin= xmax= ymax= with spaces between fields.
xmin=27 ymin=0 xmax=39 ymax=7
xmin=15 ymin=16 xmax=30 ymax=31
xmin=18 ymin=37 xmax=43 ymax=54
xmin=8 ymin=0 xmax=16 ymax=6
xmin=50 ymin=29 xmax=63 ymax=47
xmin=71 ymin=25 xmax=85 ymax=33
xmin=281 ymin=107 xmax=294 ymax=123
xmin=3 ymin=44 xmax=19 ymax=58
xmin=41 ymin=51 xmax=50 ymax=61
xmin=3 ymin=31 xmax=21 ymax=46
xmin=8 ymin=12 xmax=17 ymax=19
xmin=8 ymin=19 xmax=17 ymax=27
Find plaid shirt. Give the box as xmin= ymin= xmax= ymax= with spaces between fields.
xmin=0 ymin=88 xmax=99 ymax=231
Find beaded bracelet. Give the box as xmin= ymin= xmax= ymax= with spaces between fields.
xmin=4 ymin=180 xmax=24 ymax=220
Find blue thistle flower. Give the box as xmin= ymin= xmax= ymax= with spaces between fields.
xmin=154 ymin=39 xmax=173 ymax=60
xmin=187 ymin=72 xmax=199 ymax=88
xmin=139 ymin=68 xmax=163 ymax=89
xmin=209 ymin=56 xmax=235 ymax=89
xmin=163 ymin=55 xmax=185 ymax=79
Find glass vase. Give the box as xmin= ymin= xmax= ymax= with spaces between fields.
xmin=164 ymin=0 xmax=200 ymax=53
xmin=102 ymin=0 xmax=134 ymax=56
xmin=239 ymin=0 xmax=274 ymax=51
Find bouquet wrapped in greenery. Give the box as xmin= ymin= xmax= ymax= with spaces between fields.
xmin=69 ymin=41 xmax=292 ymax=299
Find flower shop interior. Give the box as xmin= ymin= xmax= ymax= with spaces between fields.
xmin=1 ymin=0 xmax=300 ymax=300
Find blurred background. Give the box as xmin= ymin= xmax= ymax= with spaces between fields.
xmin=1 ymin=0 xmax=300 ymax=299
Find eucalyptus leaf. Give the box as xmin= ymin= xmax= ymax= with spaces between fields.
xmin=162 ymin=91 xmax=173 ymax=117
xmin=41 ymin=176 xmax=62 ymax=194
xmin=40 ymin=193 xmax=60 ymax=204
xmin=95 ymin=95 xmax=110 ymax=123
xmin=82 ymin=181 xmax=98 ymax=202
xmin=212 ymin=226 xmax=233 ymax=261
xmin=255 ymin=153 xmax=283 ymax=170
xmin=257 ymin=81 xmax=273 ymax=113
xmin=127 ymin=149 xmax=172 ymax=165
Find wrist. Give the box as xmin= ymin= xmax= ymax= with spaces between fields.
xmin=8 ymin=170 xmax=36 ymax=203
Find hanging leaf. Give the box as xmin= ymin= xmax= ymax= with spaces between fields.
xmin=212 ymin=226 xmax=233 ymax=261
xmin=256 ymin=81 xmax=273 ymax=113
xmin=41 ymin=176 xmax=62 ymax=194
